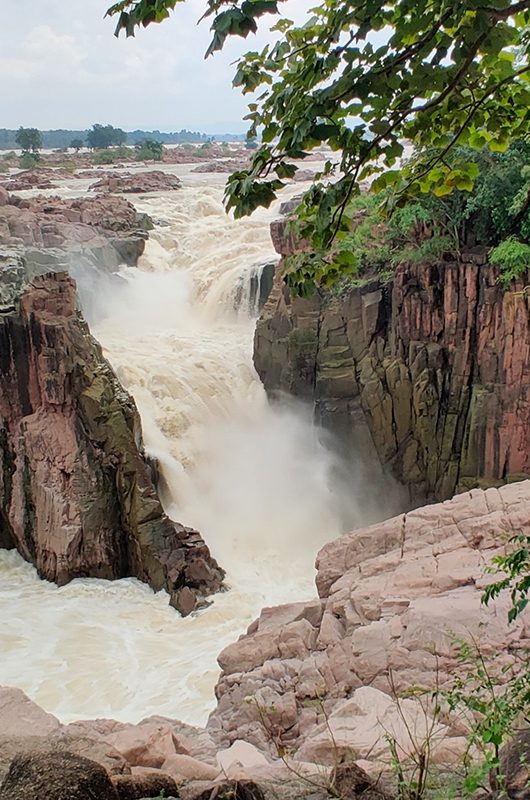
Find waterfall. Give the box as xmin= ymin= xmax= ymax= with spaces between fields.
xmin=0 ymin=177 xmax=388 ymax=726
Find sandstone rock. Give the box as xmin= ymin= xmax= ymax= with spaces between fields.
xmin=0 ymin=268 xmax=224 ymax=613
xmin=106 ymin=721 xmax=185 ymax=768
xmin=216 ymin=740 xmax=269 ymax=775
xmin=0 ymin=187 xmax=9 ymax=206
xmin=191 ymin=159 xmax=250 ymax=173
xmin=0 ymin=751 xmax=119 ymax=800
xmin=112 ymin=771 xmax=178 ymax=799
xmin=0 ymin=193 xmax=150 ymax=269
xmin=89 ymin=170 xmax=182 ymax=194
xmin=0 ymin=734 xmax=130 ymax=782
xmin=162 ymin=753 xmax=220 ymax=781
xmin=208 ymin=483 xmax=530 ymax=765
xmin=254 ymin=217 xmax=530 ymax=500
xmin=0 ymin=687 xmax=61 ymax=738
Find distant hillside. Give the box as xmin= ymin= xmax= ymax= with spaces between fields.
xmin=0 ymin=128 xmax=245 ymax=150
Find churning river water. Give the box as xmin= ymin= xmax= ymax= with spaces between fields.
xmin=0 ymin=166 xmax=386 ymax=726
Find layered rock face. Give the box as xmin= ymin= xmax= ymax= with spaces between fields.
xmin=0 ymin=263 xmax=224 ymax=614
xmin=0 ymin=190 xmax=151 ymax=269
xmin=255 ymin=221 xmax=530 ymax=500
xmin=209 ymin=481 xmax=530 ymax=763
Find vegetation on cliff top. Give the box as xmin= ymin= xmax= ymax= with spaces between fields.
xmin=107 ymin=0 xmax=530 ymax=291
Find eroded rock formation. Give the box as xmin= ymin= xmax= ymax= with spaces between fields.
xmin=88 ymin=171 xmax=182 ymax=194
xmin=209 ymin=481 xmax=530 ymax=763
xmin=0 ymin=262 xmax=224 ymax=614
xmin=255 ymin=220 xmax=530 ymax=500
xmin=0 ymin=190 xmax=151 ymax=269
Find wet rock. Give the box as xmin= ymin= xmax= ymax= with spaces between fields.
xmin=0 ymin=751 xmax=119 ymax=800
xmin=0 ymin=267 xmax=224 ymax=613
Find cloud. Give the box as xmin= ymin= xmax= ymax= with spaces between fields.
xmin=0 ymin=0 xmax=312 ymax=132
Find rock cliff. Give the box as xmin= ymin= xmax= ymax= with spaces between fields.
xmin=209 ymin=481 xmax=530 ymax=763
xmin=254 ymin=220 xmax=530 ymax=500
xmin=0 ymin=260 xmax=224 ymax=614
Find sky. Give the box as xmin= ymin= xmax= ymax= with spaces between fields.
xmin=1 ymin=0 xmax=310 ymax=134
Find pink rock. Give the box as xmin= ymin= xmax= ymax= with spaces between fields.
xmin=105 ymin=722 xmax=183 ymax=769
xmin=0 ymin=687 xmax=61 ymax=737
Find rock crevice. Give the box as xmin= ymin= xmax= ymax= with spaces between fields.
xmin=254 ymin=222 xmax=530 ymax=500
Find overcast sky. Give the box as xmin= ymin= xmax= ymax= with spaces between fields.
xmin=1 ymin=0 xmax=310 ymax=134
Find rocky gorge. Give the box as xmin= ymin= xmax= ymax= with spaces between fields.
xmin=0 ymin=165 xmax=530 ymax=800
xmin=0 ymin=185 xmax=224 ymax=615
xmin=254 ymin=217 xmax=530 ymax=502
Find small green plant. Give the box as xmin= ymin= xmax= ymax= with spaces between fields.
xmin=490 ymin=237 xmax=530 ymax=287
xmin=92 ymin=149 xmax=117 ymax=165
xmin=443 ymin=637 xmax=530 ymax=795
xmin=135 ymin=138 xmax=164 ymax=161
xmin=18 ymin=152 xmax=39 ymax=169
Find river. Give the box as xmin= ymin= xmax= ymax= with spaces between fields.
xmin=0 ymin=166 xmax=390 ymax=726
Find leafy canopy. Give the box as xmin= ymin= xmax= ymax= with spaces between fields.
xmin=107 ymin=0 xmax=530 ymax=292
xmin=86 ymin=123 xmax=127 ymax=150
xmin=15 ymin=127 xmax=42 ymax=154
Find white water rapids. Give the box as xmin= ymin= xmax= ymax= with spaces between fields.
xmin=0 ymin=171 xmax=393 ymax=726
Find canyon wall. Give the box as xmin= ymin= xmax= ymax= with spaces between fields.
xmin=0 ymin=253 xmax=224 ymax=615
xmin=254 ymin=220 xmax=530 ymax=501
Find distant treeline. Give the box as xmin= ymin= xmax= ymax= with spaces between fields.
xmin=0 ymin=128 xmax=244 ymax=150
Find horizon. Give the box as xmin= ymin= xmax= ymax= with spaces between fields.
xmin=1 ymin=0 xmax=311 ymax=134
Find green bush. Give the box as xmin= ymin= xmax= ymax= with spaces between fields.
xmin=135 ymin=139 xmax=164 ymax=161
xmin=92 ymin=150 xmax=117 ymax=165
xmin=490 ymin=236 xmax=530 ymax=287
xmin=18 ymin=152 xmax=39 ymax=169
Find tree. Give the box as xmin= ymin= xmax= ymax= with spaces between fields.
xmin=86 ymin=123 xmax=127 ymax=149
xmin=15 ymin=127 xmax=42 ymax=154
xmin=107 ymin=0 xmax=530 ymax=292
xmin=134 ymin=138 xmax=164 ymax=160
xmin=70 ymin=138 xmax=84 ymax=152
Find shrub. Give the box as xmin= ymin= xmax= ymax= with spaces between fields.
xmin=490 ymin=236 xmax=530 ymax=287
xmin=18 ymin=152 xmax=39 ymax=169
xmin=92 ymin=150 xmax=117 ymax=165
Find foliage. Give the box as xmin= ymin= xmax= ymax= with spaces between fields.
xmin=107 ymin=0 xmax=530 ymax=290
xmin=490 ymin=236 xmax=530 ymax=286
xmin=483 ymin=533 xmax=530 ymax=620
xmin=15 ymin=127 xmax=42 ymax=154
xmin=134 ymin=138 xmax=164 ymax=160
xmin=86 ymin=123 xmax=127 ymax=149
xmin=443 ymin=638 xmax=530 ymax=794
xmin=70 ymin=138 xmax=84 ymax=152
xmin=18 ymin=152 xmax=40 ymax=169
xmin=92 ymin=149 xmax=119 ymax=165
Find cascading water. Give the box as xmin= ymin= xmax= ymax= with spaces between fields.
xmin=0 ymin=172 xmax=393 ymax=726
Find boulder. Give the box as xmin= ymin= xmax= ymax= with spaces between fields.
xmin=162 ymin=754 xmax=220 ymax=782
xmin=89 ymin=170 xmax=182 ymax=194
xmin=0 ymin=751 xmax=119 ymax=800
xmin=0 ymin=267 xmax=224 ymax=614
xmin=0 ymin=687 xmax=60 ymax=738
xmin=0 ymin=734 xmax=130 ymax=783
xmin=112 ymin=771 xmax=178 ymax=799
xmin=188 ymin=781 xmax=266 ymax=800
